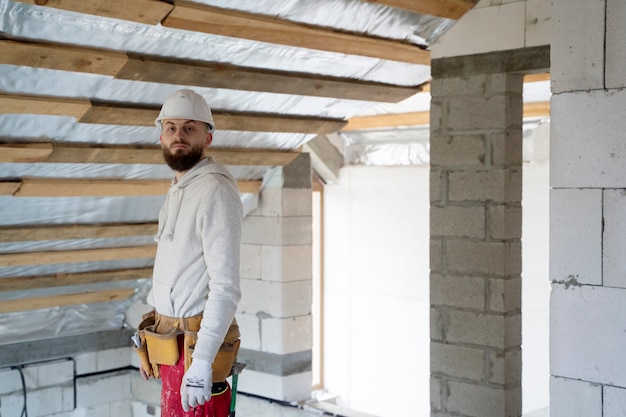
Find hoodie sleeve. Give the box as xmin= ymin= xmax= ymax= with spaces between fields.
xmin=192 ymin=179 xmax=243 ymax=364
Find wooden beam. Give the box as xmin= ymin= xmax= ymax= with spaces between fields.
xmin=523 ymin=101 xmax=550 ymax=118
xmin=0 ymin=245 xmax=156 ymax=268
xmin=364 ymin=0 xmax=476 ymax=20
xmin=0 ymin=94 xmax=91 ymax=119
xmin=0 ymin=39 xmax=128 ymax=75
xmin=0 ymin=267 xmax=153 ymax=292
xmin=0 ymin=143 xmax=301 ymax=166
xmin=14 ymin=0 xmax=173 ymax=25
xmin=0 ymin=182 xmax=21 ymax=196
xmin=163 ymin=2 xmax=430 ymax=65
xmin=0 ymin=95 xmax=346 ymax=134
xmin=118 ymin=55 xmax=421 ymax=103
xmin=524 ymin=73 xmax=550 ymax=83
xmin=80 ymin=103 xmax=347 ymax=134
xmin=1 ymin=39 xmax=419 ymax=103
xmin=341 ymin=111 xmax=430 ymax=131
xmin=0 ymin=288 xmax=136 ymax=314
xmin=0 ymin=223 xmax=157 ymax=242
xmin=13 ymin=178 xmax=170 ymax=197
xmin=4 ymin=178 xmax=262 ymax=196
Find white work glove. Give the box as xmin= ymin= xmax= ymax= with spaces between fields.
xmin=180 ymin=358 xmax=213 ymax=412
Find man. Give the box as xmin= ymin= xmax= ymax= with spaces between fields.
xmin=138 ymin=89 xmax=242 ymax=417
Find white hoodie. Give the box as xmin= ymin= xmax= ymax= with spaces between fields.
xmin=147 ymin=157 xmax=242 ymax=364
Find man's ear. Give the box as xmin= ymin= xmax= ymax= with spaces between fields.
xmin=159 ymin=135 xmax=165 ymax=148
xmin=205 ymin=133 xmax=213 ymax=148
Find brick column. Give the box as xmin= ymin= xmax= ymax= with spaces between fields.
xmin=236 ymin=154 xmax=313 ymax=402
xmin=430 ymin=73 xmax=523 ymax=417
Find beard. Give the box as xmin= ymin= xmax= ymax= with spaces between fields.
xmin=162 ymin=141 xmax=205 ymax=172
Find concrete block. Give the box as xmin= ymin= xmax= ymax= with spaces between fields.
xmin=0 ymin=368 xmax=25 ymax=394
xmin=551 ymin=90 xmax=626 ymax=187
xmin=448 ymin=169 xmax=522 ymax=203
xmin=549 ymin=188 xmax=602 ymax=284
xmin=550 ymin=376 xmax=601 ymax=417
xmin=604 ymin=190 xmax=626 ymax=287
xmin=431 ymin=342 xmax=485 ymax=381
xmin=448 ymin=95 xmax=522 ymax=131
xmin=261 ymin=245 xmax=312 ymax=282
xmin=237 ymin=312 xmax=262 ymax=351
xmin=110 ymin=399 xmax=132 ymax=417
xmin=431 ymin=2 xmax=525 ymax=59
xmin=239 ymin=279 xmax=312 ymax=318
xmin=490 ymin=132 xmax=523 ymax=166
xmin=242 ymin=216 xmax=312 ymax=246
xmin=261 ymin=315 xmax=312 ymax=354
xmin=525 ymin=0 xmax=551 ymax=47
xmin=75 ymin=351 xmax=98 ymax=375
xmin=607 ymin=0 xmax=626 ymax=88
xmin=488 ymin=276 xmax=521 ymax=313
xmin=430 ymin=376 xmax=443 ymax=411
xmin=447 ymin=381 xmax=520 ymax=417
xmin=430 ymin=134 xmax=486 ymax=168
xmin=259 ymin=188 xmax=312 ymax=217
xmin=430 ymin=75 xmax=488 ymax=99
xmin=444 ymin=240 xmax=521 ymax=276
xmin=23 ymin=386 xmax=65 ymax=417
xmin=605 ymin=385 xmax=626 ymax=416
xmin=132 ymin=401 xmax=161 ymax=417
xmin=488 ymin=347 xmax=521 ymax=385
xmin=430 ymin=238 xmax=443 ymax=273
xmin=431 ymin=274 xmax=485 ymax=310
xmin=236 ymin=369 xmax=311 ymax=402
xmin=76 ymin=371 xmax=131 ymax=407
xmin=240 ymin=244 xmax=261 ymax=279
xmin=430 ymin=306 xmax=444 ymax=341
xmin=431 ymin=205 xmax=485 ymax=238
xmin=130 ymin=372 xmax=161 ymax=405
xmin=37 ymin=359 xmax=73 ymax=387
xmin=445 ymin=309 xmax=521 ymax=349
xmin=488 ymin=204 xmax=522 ymax=240
xmin=97 ymin=348 xmax=131 ymax=371
xmin=551 ymin=285 xmax=626 ymax=385
xmin=551 ymin=0 xmax=605 ymax=92
xmin=430 ymin=169 xmax=444 ymax=203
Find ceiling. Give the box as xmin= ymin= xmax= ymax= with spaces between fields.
xmin=0 ymin=0 xmax=480 ymax=342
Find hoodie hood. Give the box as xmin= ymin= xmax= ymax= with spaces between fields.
xmin=155 ymin=156 xmax=238 ymax=241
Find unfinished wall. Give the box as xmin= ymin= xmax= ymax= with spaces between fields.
xmin=237 ymin=154 xmax=314 ymax=402
xmin=550 ymin=0 xmax=626 ymax=415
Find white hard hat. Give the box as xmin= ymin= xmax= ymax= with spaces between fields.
xmin=155 ymin=89 xmax=215 ymax=133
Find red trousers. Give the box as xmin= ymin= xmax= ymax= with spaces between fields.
xmin=160 ymin=336 xmax=231 ymax=417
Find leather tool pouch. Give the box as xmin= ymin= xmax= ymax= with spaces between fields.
xmin=133 ymin=314 xmax=155 ymax=378
xmin=144 ymin=326 xmax=180 ymax=366
xmin=212 ymin=339 xmax=240 ymax=382
xmin=183 ymin=330 xmax=197 ymax=373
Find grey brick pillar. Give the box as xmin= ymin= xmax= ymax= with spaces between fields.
xmin=429 ymin=70 xmax=524 ymax=417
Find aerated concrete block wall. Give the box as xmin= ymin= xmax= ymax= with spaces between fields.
xmin=550 ymin=0 xmax=626 ymax=415
xmin=430 ymin=70 xmax=524 ymax=417
xmin=236 ymin=154 xmax=313 ymax=402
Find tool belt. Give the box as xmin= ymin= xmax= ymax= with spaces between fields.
xmin=133 ymin=310 xmax=240 ymax=382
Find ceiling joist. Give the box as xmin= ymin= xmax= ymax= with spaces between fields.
xmin=164 ymin=2 xmax=431 ymax=65
xmin=0 ymin=39 xmax=421 ymax=103
xmin=0 ymin=267 xmax=153 ymax=292
xmin=0 ymin=288 xmax=137 ymax=314
xmin=366 ymin=0 xmax=476 ymax=20
xmin=0 ymin=178 xmax=262 ymax=197
xmin=0 ymin=245 xmax=156 ymax=268
xmin=0 ymin=223 xmax=157 ymax=243
xmin=0 ymin=143 xmax=301 ymax=167
xmin=0 ymin=94 xmax=346 ymax=134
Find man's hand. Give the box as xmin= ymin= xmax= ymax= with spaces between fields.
xmin=180 ymin=358 xmax=213 ymax=412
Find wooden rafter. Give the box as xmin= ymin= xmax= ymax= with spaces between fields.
xmin=365 ymin=0 xmax=476 ymax=20
xmin=0 ymin=143 xmax=300 ymax=166
xmin=0 ymin=94 xmax=346 ymax=134
xmin=164 ymin=2 xmax=430 ymax=65
xmin=341 ymin=101 xmax=551 ymax=131
xmin=0 ymin=39 xmax=421 ymax=103
xmin=0 ymin=178 xmax=262 ymax=197
xmin=0 ymin=267 xmax=153 ymax=292
xmin=0 ymin=223 xmax=157 ymax=243
xmin=0 ymin=288 xmax=137 ymax=314
xmin=0 ymin=245 xmax=156 ymax=268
